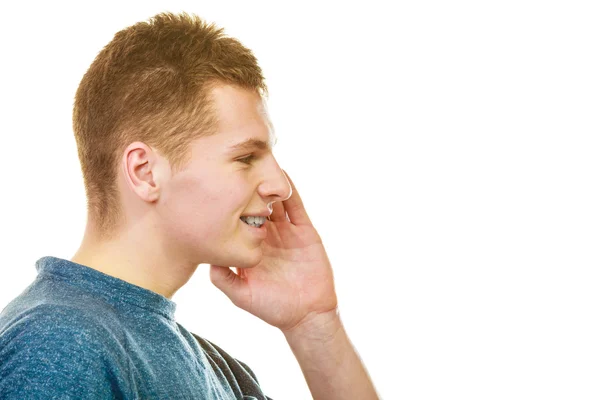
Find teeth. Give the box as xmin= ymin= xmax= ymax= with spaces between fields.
xmin=240 ymin=216 xmax=266 ymax=227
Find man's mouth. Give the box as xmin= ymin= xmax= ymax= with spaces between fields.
xmin=240 ymin=216 xmax=267 ymax=228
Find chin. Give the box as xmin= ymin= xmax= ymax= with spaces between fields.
xmin=210 ymin=245 xmax=262 ymax=269
xmin=237 ymin=252 xmax=263 ymax=269
xmin=235 ymin=244 xmax=264 ymax=268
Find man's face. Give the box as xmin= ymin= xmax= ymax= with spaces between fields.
xmin=155 ymin=84 xmax=291 ymax=269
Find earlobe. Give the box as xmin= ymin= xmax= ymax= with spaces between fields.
xmin=142 ymin=175 xmax=161 ymax=202
xmin=147 ymin=189 xmax=160 ymax=202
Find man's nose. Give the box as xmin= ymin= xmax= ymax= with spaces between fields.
xmin=260 ymin=161 xmax=292 ymax=203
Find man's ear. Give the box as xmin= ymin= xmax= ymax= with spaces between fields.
xmin=122 ymin=141 xmax=162 ymax=203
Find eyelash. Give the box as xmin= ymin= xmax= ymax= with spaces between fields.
xmin=237 ymin=154 xmax=257 ymax=165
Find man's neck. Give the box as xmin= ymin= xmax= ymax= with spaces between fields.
xmin=70 ymin=245 xmax=195 ymax=300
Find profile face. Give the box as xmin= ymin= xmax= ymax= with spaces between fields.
xmin=154 ymin=84 xmax=291 ymax=269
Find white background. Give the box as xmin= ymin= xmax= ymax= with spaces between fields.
xmin=1 ymin=1 xmax=599 ymax=399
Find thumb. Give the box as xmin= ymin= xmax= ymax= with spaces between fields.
xmin=209 ymin=265 xmax=248 ymax=307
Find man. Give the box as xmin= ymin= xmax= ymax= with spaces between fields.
xmin=0 ymin=11 xmax=379 ymax=399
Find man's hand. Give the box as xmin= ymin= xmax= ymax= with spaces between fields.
xmin=210 ymin=170 xmax=379 ymax=399
xmin=209 ymin=170 xmax=338 ymax=331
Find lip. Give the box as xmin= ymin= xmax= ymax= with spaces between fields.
xmin=240 ymin=218 xmax=268 ymax=239
xmin=241 ymin=210 xmax=272 ymax=218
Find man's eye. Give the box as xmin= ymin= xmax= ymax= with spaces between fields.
xmin=237 ymin=154 xmax=256 ymax=164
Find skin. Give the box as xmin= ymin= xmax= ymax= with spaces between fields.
xmin=72 ymin=83 xmax=379 ymax=399
xmin=71 ymin=84 xmax=291 ymax=298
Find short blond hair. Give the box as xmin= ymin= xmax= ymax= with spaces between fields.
xmin=72 ymin=11 xmax=268 ymax=240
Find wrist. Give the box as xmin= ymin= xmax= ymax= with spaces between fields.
xmin=282 ymin=307 xmax=343 ymax=345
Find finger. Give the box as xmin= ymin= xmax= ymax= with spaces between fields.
xmin=209 ymin=265 xmax=247 ymax=307
xmin=270 ymin=199 xmax=287 ymax=222
xmin=281 ymin=169 xmax=312 ymax=225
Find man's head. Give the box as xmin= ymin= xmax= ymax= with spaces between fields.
xmin=72 ymin=12 xmax=291 ymax=269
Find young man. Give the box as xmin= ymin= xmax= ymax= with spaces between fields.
xmin=0 ymin=12 xmax=379 ymax=399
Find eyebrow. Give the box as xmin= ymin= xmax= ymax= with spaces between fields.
xmin=227 ymin=136 xmax=278 ymax=153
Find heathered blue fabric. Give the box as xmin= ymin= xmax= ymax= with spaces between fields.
xmin=0 ymin=256 xmax=272 ymax=399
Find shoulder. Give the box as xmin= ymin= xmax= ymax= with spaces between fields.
xmin=0 ymin=304 xmax=128 ymax=399
xmin=1 ymin=302 xmax=122 ymax=351
xmin=188 ymin=330 xmax=269 ymax=397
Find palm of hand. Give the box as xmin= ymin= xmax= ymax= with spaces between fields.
xmin=235 ymin=218 xmax=337 ymax=331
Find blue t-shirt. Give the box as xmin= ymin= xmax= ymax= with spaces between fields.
xmin=0 ymin=256 xmax=272 ymax=399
